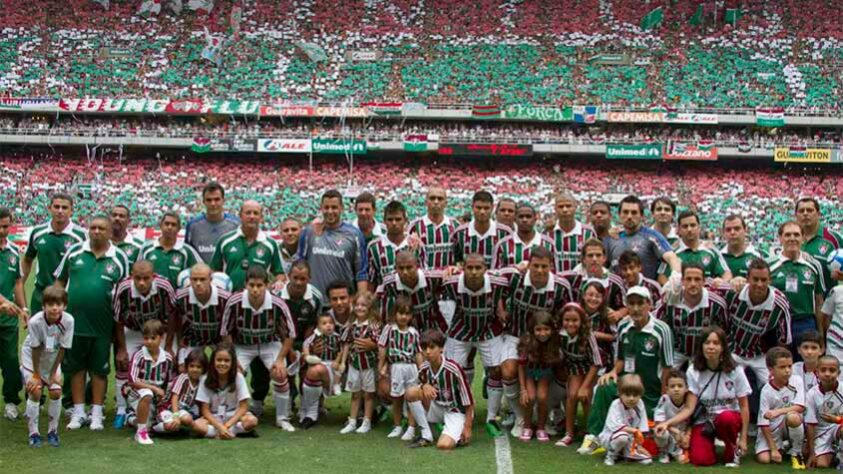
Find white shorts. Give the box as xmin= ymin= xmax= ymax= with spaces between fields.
xmin=235 ymin=341 xmax=283 ymax=373
xmin=20 ymin=345 xmax=62 ymax=390
xmin=755 ymin=422 xmax=787 ymax=454
xmin=428 ymin=403 xmax=466 ymax=442
xmin=733 ymin=354 xmax=768 ymax=384
xmin=438 ymin=301 xmax=456 ymax=327
xmin=124 ymin=329 xmax=145 ymax=360
xmin=316 ymin=361 xmax=336 ymax=396
xmin=671 ymin=351 xmax=690 ymax=370
xmin=126 ymin=387 xmax=162 ymax=424
xmin=444 ymin=336 xmax=505 ymax=369
xmin=178 ymin=345 xmax=205 ymax=365
xmin=813 ymin=424 xmax=841 ymax=457
xmin=346 ymin=366 xmax=376 ymax=393
xmin=500 ymin=335 xmax=520 ymax=363
xmin=287 ymin=350 xmax=301 ymax=377
xmin=20 ymin=366 xmax=62 ymax=392
xmin=389 ymin=363 xmax=419 ymax=397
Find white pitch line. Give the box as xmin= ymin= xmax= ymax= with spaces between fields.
xmin=495 ymin=435 xmax=514 ymax=474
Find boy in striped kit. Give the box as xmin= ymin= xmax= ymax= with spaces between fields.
xmin=561 ymin=238 xmax=626 ymax=311
xmin=492 ymin=203 xmax=556 ymax=270
xmin=544 ymin=193 xmax=596 ymax=272
xmin=441 ymin=253 xmax=510 ymax=437
xmin=113 ymin=260 xmax=176 ymax=428
xmin=221 ymin=266 xmax=296 ymax=431
xmin=450 ymin=191 xmax=513 ymax=268
xmin=300 ymin=313 xmax=343 ymax=429
xmin=407 ymin=187 xmax=456 ymax=270
xmin=377 ymin=251 xmax=447 ymax=332
xmin=654 ymin=262 xmax=728 ymax=369
xmin=367 ymin=200 xmax=415 ymax=288
xmin=173 ymin=264 xmax=231 ymax=370
xmin=125 ymin=319 xmax=176 ymax=445
xmin=407 ymin=329 xmax=475 ymax=450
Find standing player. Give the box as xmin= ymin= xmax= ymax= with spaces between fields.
xmin=495 ymin=198 xmax=517 ymax=229
xmin=23 ymin=193 xmax=87 ymax=315
xmin=352 ymin=192 xmax=385 ymax=246
xmin=221 ymin=266 xmax=296 ymax=431
xmin=450 ymin=191 xmax=513 ymax=268
xmin=605 ymin=195 xmax=681 ymax=281
xmin=796 ymin=197 xmax=841 ymax=289
xmin=441 ymin=253 xmax=510 ymax=437
xmin=298 ymin=190 xmax=368 ymax=304
xmin=173 ymin=263 xmax=231 ymax=369
xmin=55 ymin=215 xmax=129 ymax=431
xmin=367 ymin=201 xmax=412 ymax=288
xmin=112 ymin=260 xmax=176 ymax=428
xmin=0 ymin=208 xmax=25 ymax=420
xmin=720 ymin=215 xmax=764 ymax=279
xmin=110 ymin=205 xmax=143 ymax=266
xmin=492 ymin=203 xmax=556 ymax=270
xmin=544 ymin=193 xmax=595 ymax=272
xmin=141 ymin=212 xmax=201 ymax=289
xmin=377 ymin=251 xmax=447 ymax=333
xmin=184 ymin=182 xmax=240 ymax=263
xmin=408 ymin=187 xmax=457 ymax=270
xmin=657 ymin=211 xmax=731 ymax=285
xmin=278 ymin=218 xmax=302 ymax=274
xmin=650 ymin=197 xmax=679 ymax=248
xmin=588 ymin=201 xmax=614 ymax=243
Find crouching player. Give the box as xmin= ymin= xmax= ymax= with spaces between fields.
xmin=805 ymin=355 xmax=843 ymax=468
xmin=21 ymin=285 xmax=74 ymax=447
xmin=299 ymin=313 xmax=343 ymax=429
xmin=406 ymin=329 xmax=475 ymax=450
xmin=756 ymin=347 xmax=805 ymax=469
xmin=154 ymin=349 xmax=208 ymax=435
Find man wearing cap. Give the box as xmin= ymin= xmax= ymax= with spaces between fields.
xmin=576 ymin=285 xmax=674 ymax=455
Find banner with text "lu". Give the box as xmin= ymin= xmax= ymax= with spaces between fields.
xmin=756 ymin=107 xmax=785 ymax=127
xmin=311 ymin=138 xmax=367 ymax=154
xmin=606 ymin=143 xmax=663 ymax=160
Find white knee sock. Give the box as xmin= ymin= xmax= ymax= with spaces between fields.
xmin=408 ymin=400 xmax=432 ymax=440
xmin=47 ymin=399 xmax=61 ymax=433
xmin=503 ymin=379 xmax=524 ymax=420
xmin=273 ymin=379 xmax=291 ymax=421
xmin=26 ymin=399 xmax=40 ymax=436
xmin=788 ymin=424 xmax=804 ymax=456
xmin=205 ymin=425 xmax=217 ymax=438
xmin=486 ymin=378 xmax=503 ymax=422
xmin=300 ymin=378 xmax=323 ymax=421
xmin=231 ymin=422 xmax=246 ymax=435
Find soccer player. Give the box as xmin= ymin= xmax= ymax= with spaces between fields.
xmin=588 ymin=200 xmax=614 ymax=242
xmin=184 ymin=182 xmax=240 ymax=263
xmin=367 ymin=200 xmax=413 ymax=288
xmin=407 ymin=187 xmax=457 ymax=270
xmin=544 ymin=192 xmax=595 ymax=272
xmin=55 ymin=215 xmax=129 ymax=431
xmin=755 ymin=347 xmax=805 ymax=469
xmin=657 ymin=210 xmax=732 ymax=285
xmin=616 ymin=250 xmax=662 ymax=298
xmin=110 ymin=205 xmax=143 ymax=266
xmin=112 ymin=260 xmax=176 ymax=428
xmin=650 ymin=197 xmax=679 ymax=247
xmin=654 ymin=262 xmax=727 ymax=369
xmin=278 ymin=260 xmax=323 ymax=345
xmin=125 ymin=319 xmax=176 ymax=445
xmin=450 ymin=191 xmax=513 ymax=268
xmin=352 ymin=192 xmax=385 ymax=245
xmin=720 ymin=214 xmax=764 ymax=278
xmin=804 ymin=355 xmax=843 ymax=468
xmin=325 ymin=280 xmax=354 ymax=335
xmin=605 ymin=195 xmax=681 ymax=282
xmin=141 ymin=212 xmax=201 ymax=289
xmin=298 ymin=190 xmax=368 ymax=304
xmin=278 ymin=217 xmax=302 ymax=274
xmin=441 ymin=253 xmax=510 ymax=437
xmin=173 ymin=263 xmax=231 ymax=369
xmin=377 ymin=251 xmax=447 ymax=332
xmin=221 ymin=266 xmax=296 ymax=431
xmin=770 ymin=221 xmax=825 ymax=346
xmin=560 ymin=238 xmax=626 ymax=312
xmin=498 ymin=246 xmax=572 ymax=434
xmin=492 ymin=203 xmax=556 ymax=270
xmin=796 ymin=197 xmax=842 ymax=289
xmin=23 ymin=193 xmax=87 ymax=314
xmin=495 ymin=198 xmax=517 ymax=229
xmin=211 ymin=200 xmax=285 ymax=292
xmin=20 ymin=284 xmax=73 ymax=448
xmin=0 ymin=207 xmax=25 ymax=420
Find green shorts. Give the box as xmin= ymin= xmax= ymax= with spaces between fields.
xmin=30 ymin=286 xmax=44 ymax=315
xmin=63 ymin=335 xmax=111 ymax=376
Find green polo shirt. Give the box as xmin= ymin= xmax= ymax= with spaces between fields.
xmin=56 ymin=242 xmax=129 ymax=337
xmin=114 ymin=234 xmax=145 ymax=266
xmin=616 ymin=315 xmax=674 ymax=415
xmin=0 ymin=242 xmax=22 ymax=328
xmin=141 ymin=239 xmax=201 ymax=289
xmin=211 ymin=229 xmax=284 ymax=291
xmin=802 ymin=225 xmax=842 ymax=291
xmin=720 ymin=245 xmax=765 ymax=278
xmin=659 ymin=242 xmax=729 ymax=279
xmin=770 ymin=252 xmax=825 ymax=321
xmin=25 ymin=221 xmax=87 ymax=290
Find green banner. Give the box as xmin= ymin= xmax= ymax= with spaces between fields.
xmin=689 ymin=4 xmax=703 ymax=26
xmin=640 ymin=7 xmax=664 ymax=30
xmin=312 ymin=138 xmax=367 ymax=154
xmin=504 ymin=105 xmax=573 ymax=122
xmin=606 ymin=143 xmax=662 ymax=160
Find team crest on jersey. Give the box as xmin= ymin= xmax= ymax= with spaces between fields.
xmin=701 ymin=255 xmax=711 ymax=266
xmin=827 ymin=400 xmax=836 ymax=409
xmin=803 ymin=269 xmax=813 ymax=281
xmin=820 ymin=243 xmax=831 ymax=254
xmin=441 ymin=388 xmax=451 ymax=400
xmin=644 ymin=338 xmax=656 ymax=351
xmin=256 ymin=247 xmax=266 ymax=258
xmin=782 ymin=395 xmax=790 ymax=404
xmin=149 ymin=254 xmax=158 ymax=261
xmin=64 ymin=240 xmax=73 ymax=249
xmin=105 ymin=263 xmax=116 ymax=275
xmin=172 ymin=255 xmax=182 ymax=265
xmin=8 ymin=255 xmax=16 ymax=266
xmin=725 ymin=380 xmax=734 ymax=390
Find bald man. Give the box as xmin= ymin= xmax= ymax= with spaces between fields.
xmin=112 ymin=259 xmax=176 ymax=427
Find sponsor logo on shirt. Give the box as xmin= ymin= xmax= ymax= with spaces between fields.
xmin=313 ymin=247 xmax=345 ymax=258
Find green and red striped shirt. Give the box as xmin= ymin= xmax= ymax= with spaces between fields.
xmin=377 ymin=269 xmax=446 ymax=332
xmin=492 ymin=232 xmax=557 ymax=270
xmin=367 ymin=235 xmax=410 ymax=288
xmin=544 ymin=220 xmax=595 ymax=272
xmin=442 ymin=273 xmax=509 ymax=342
xmin=654 ymin=289 xmax=728 ymax=358
xmin=408 ymin=215 xmax=457 ymax=269
xmin=450 ymin=221 xmax=513 ymax=267
xmin=501 ymin=268 xmax=572 ymax=337
xmin=342 ymin=320 xmax=380 ymax=370
xmin=174 ymin=285 xmax=230 ymax=347
xmin=112 ymin=275 xmax=176 ymax=332
xmin=420 ymin=357 xmax=474 ymax=413
xmin=221 ymin=290 xmax=295 ymax=345
xmin=378 ymin=324 xmax=421 ymax=364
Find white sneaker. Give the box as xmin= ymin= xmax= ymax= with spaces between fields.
xmin=251 ymin=401 xmax=264 ymax=418
xmin=510 ymin=417 xmax=524 ymax=438
xmin=401 ymin=426 xmax=416 ymax=441
xmin=355 ymin=419 xmax=372 ymax=434
xmin=4 ymin=404 xmax=18 ymax=420
xmin=501 ymin=411 xmax=516 ymax=428
xmin=339 ymin=419 xmax=357 ymax=434
xmin=134 ymin=429 xmax=154 ymax=445
xmin=276 ymin=418 xmax=295 ymax=432
xmin=604 ymin=453 xmax=616 ymax=466
xmin=89 ymin=416 xmax=104 ymax=431
xmin=67 ymin=414 xmax=86 ymax=430
xmin=387 ymin=425 xmax=403 ymax=438
xmin=333 ymin=384 xmax=342 ymax=396
xmin=658 ymin=453 xmax=670 ymax=464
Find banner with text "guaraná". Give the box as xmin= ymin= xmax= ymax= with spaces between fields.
xmin=606 ymin=143 xmax=663 ymax=160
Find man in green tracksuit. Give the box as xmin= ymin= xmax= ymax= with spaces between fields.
xmin=0 ymin=208 xmax=27 ymax=420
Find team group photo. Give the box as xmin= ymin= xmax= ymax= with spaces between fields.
xmin=3 ymin=0 xmax=843 ymax=473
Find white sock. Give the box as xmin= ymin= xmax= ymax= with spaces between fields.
xmin=205 ymin=425 xmax=217 ymax=438
xmin=231 ymin=422 xmax=246 ymax=435
xmin=300 ymin=380 xmax=323 ymax=421
xmin=115 ymin=377 xmax=127 ymax=413
xmin=503 ymin=380 xmax=524 ymax=420
xmin=26 ymin=399 xmax=40 ymax=436
xmin=74 ymin=403 xmax=85 ymax=417
xmin=47 ymin=399 xmax=61 ymax=433
xmin=91 ymin=404 xmax=104 ymax=419
xmin=137 ymin=423 xmax=147 ymax=431
xmin=345 ymin=417 xmax=358 ymax=427
xmin=274 ymin=388 xmax=291 ymax=420
xmin=610 ymin=434 xmax=630 ymax=455
xmin=152 ymin=422 xmax=167 ymax=433
xmin=486 ymin=379 xmax=503 ymax=422
xmin=408 ymin=401 xmax=432 ymax=440
xmin=788 ymin=424 xmax=804 ymax=456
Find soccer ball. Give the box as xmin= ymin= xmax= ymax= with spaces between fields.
xmin=828 ymin=248 xmax=843 ymax=274
xmin=175 ymin=269 xmax=233 ymax=292
xmin=177 ymin=268 xmax=191 ymax=288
